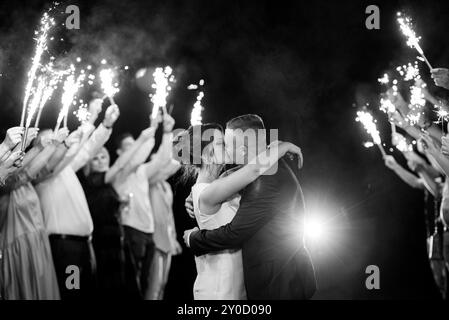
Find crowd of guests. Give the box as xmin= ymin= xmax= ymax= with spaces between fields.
xmin=383 ymin=67 xmax=449 ymax=299
xmin=0 ymin=99 xmax=183 ymax=300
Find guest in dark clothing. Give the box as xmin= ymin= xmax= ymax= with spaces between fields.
xmin=80 ymin=151 xmax=125 ymax=298
xmin=80 ymin=147 xmax=139 ymax=299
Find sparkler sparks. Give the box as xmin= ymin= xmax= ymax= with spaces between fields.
xmin=392 ymin=132 xmax=413 ymax=153
xmin=25 ymin=77 xmax=46 ymax=128
xmin=191 ymin=91 xmax=204 ymax=126
xmin=356 ymin=110 xmax=386 ymax=156
xmin=55 ymin=71 xmax=85 ymax=131
xmin=377 ymin=73 xmax=390 ymax=85
xmin=99 ymin=68 xmax=119 ymax=104
xmin=397 ymin=12 xmax=432 ymax=69
xmin=396 ymin=61 xmax=420 ymax=81
xmin=436 ymin=108 xmax=449 ymax=123
xmin=74 ymin=104 xmax=90 ymax=123
xmin=151 ymin=66 xmax=174 ymax=119
xmin=406 ymin=84 xmax=426 ymax=125
xmin=380 ymin=97 xmax=396 ymax=114
xmin=20 ymin=11 xmax=56 ymax=127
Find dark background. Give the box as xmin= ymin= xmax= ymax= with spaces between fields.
xmin=1 ymin=0 xmax=448 ymax=299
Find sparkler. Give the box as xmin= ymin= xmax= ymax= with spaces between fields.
xmin=151 ymin=66 xmax=174 ymax=120
xmin=21 ymin=77 xmax=46 ymax=150
xmin=397 ymin=12 xmax=432 ymax=70
xmin=407 ymin=84 xmax=426 ymax=125
xmin=20 ymin=11 xmax=55 ymax=127
xmin=34 ymin=77 xmax=58 ymax=128
xmin=74 ymin=103 xmax=90 ymax=123
xmin=55 ymin=71 xmax=85 ymax=132
xmin=356 ymin=110 xmax=387 ymax=157
xmin=99 ymin=68 xmax=119 ymax=105
xmin=190 ymin=91 xmax=204 ymax=126
xmin=377 ymin=73 xmax=390 ymax=85
xmin=392 ymin=132 xmax=413 ymax=153
xmin=34 ymin=63 xmax=69 ymax=128
xmin=396 ymin=61 xmax=420 ymax=81
xmin=380 ymin=97 xmax=396 ymax=114
xmin=189 ymin=79 xmax=205 ymax=126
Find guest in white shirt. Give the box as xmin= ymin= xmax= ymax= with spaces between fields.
xmin=113 ymin=112 xmax=174 ymax=299
xmin=34 ymin=99 xmax=120 ymax=299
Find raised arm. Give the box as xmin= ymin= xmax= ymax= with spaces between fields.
xmin=147 ymin=159 xmax=181 ymax=185
xmin=421 ymin=133 xmax=449 ymax=177
xmin=198 ymin=141 xmax=302 ymax=215
xmin=384 ymin=155 xmax=423 ymax=189
xmin=0 ymin=127 xmax=24 ymax=161
xmin=52 ymin=122 xmax=96 ymax=175
xmin=105 ymin=127 xmax=156 ymax=184
xmin=70 ymin=104 xmax=119 ymax=172
xmin=140 ymin=114 xmax=175 ymax=180
xmin=33 ymin=128 xmax=71 ymax=183
xmin=23 ymin=143 xmax=57 ymax=179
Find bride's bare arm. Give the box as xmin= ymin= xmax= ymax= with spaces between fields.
xmin=198 ymin=141 xmax=302 ymax=215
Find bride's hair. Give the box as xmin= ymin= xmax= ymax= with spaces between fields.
xmin=175 ymin=123 xmax=225 ymax=184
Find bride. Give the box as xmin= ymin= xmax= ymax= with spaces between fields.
xmin=177 ymin=123 xmax=303 ymax=300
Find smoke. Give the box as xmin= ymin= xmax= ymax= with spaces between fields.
xmin=66 ymin=0 xmax=178 ymax=67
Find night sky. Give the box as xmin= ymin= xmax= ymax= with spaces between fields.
xmin=2 ymin=0 xmax=449 ymax=299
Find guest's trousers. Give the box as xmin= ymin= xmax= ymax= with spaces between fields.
xmin=145 ymin=249 xmax=172 ymax=300
xmin=49 ymin=234 xmax=97 ymax=300
xmin=123 ymin=226 xmax=155 ymax=299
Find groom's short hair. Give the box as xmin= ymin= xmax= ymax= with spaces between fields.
xmin=226 ymin=114 xmax=265 ymax=131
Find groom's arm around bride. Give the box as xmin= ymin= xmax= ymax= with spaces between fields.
xmin=186 ymin=157 xmax=317 ymax=300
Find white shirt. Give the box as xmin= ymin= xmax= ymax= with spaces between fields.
xmin=114 ymin=165 xmax=155 ymax=234
xmin=35 ymin=123 xmax=111 ymax=236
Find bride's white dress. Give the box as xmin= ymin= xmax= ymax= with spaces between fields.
xmin=191 ymin=183 xmax=247 ymax=300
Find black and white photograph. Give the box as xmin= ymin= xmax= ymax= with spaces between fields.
xmin=1 ymin=0 xmax=449 ymax=309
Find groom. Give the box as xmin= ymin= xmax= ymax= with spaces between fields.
xmin=184 ymin=114 xmax=316 ymax=300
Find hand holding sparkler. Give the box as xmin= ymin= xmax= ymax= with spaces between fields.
xmin=54 ymin=128 xmax=69 ymax=144
xmin=0 ymin=151 xmax=25 ymax=182
xmin=87 ymin=98 xmax=103 ymax=124
xmin=441 ymin=136 xmax=449 ymax=156
xmin=102 ymin=104 xmax=120 ymax=129
xmin=64 ymin=129 xmax=83 ymax=149
xmin=19 ymin=128 xmax=39 ymax=151
xmin=384 ymin=155 xmax=400 ymax=170
xmin=1 ymin=127 xmax=25 ymax=151
xmin=419 ymin=132 xmax=441 ymax=155
xmin=431 ymin=68 xmax=449 ymax=90
xmin=162 ymin=113 xmax=175 ymax=133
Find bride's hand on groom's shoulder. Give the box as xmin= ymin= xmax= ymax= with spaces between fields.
xmin=277 ymin=141 xmax=304 ymax=169
xmin=183 ymin=227 xmax=199 ymax=248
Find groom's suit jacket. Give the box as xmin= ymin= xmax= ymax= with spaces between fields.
xmin=189 ymin=158 xmax=317 ymax=300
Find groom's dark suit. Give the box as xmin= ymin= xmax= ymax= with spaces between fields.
xmin=189 ymin=158 xmax=316 ymax=300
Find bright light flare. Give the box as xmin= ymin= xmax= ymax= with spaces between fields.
xmin=304 ymin=215 xmax=328 ymax=242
